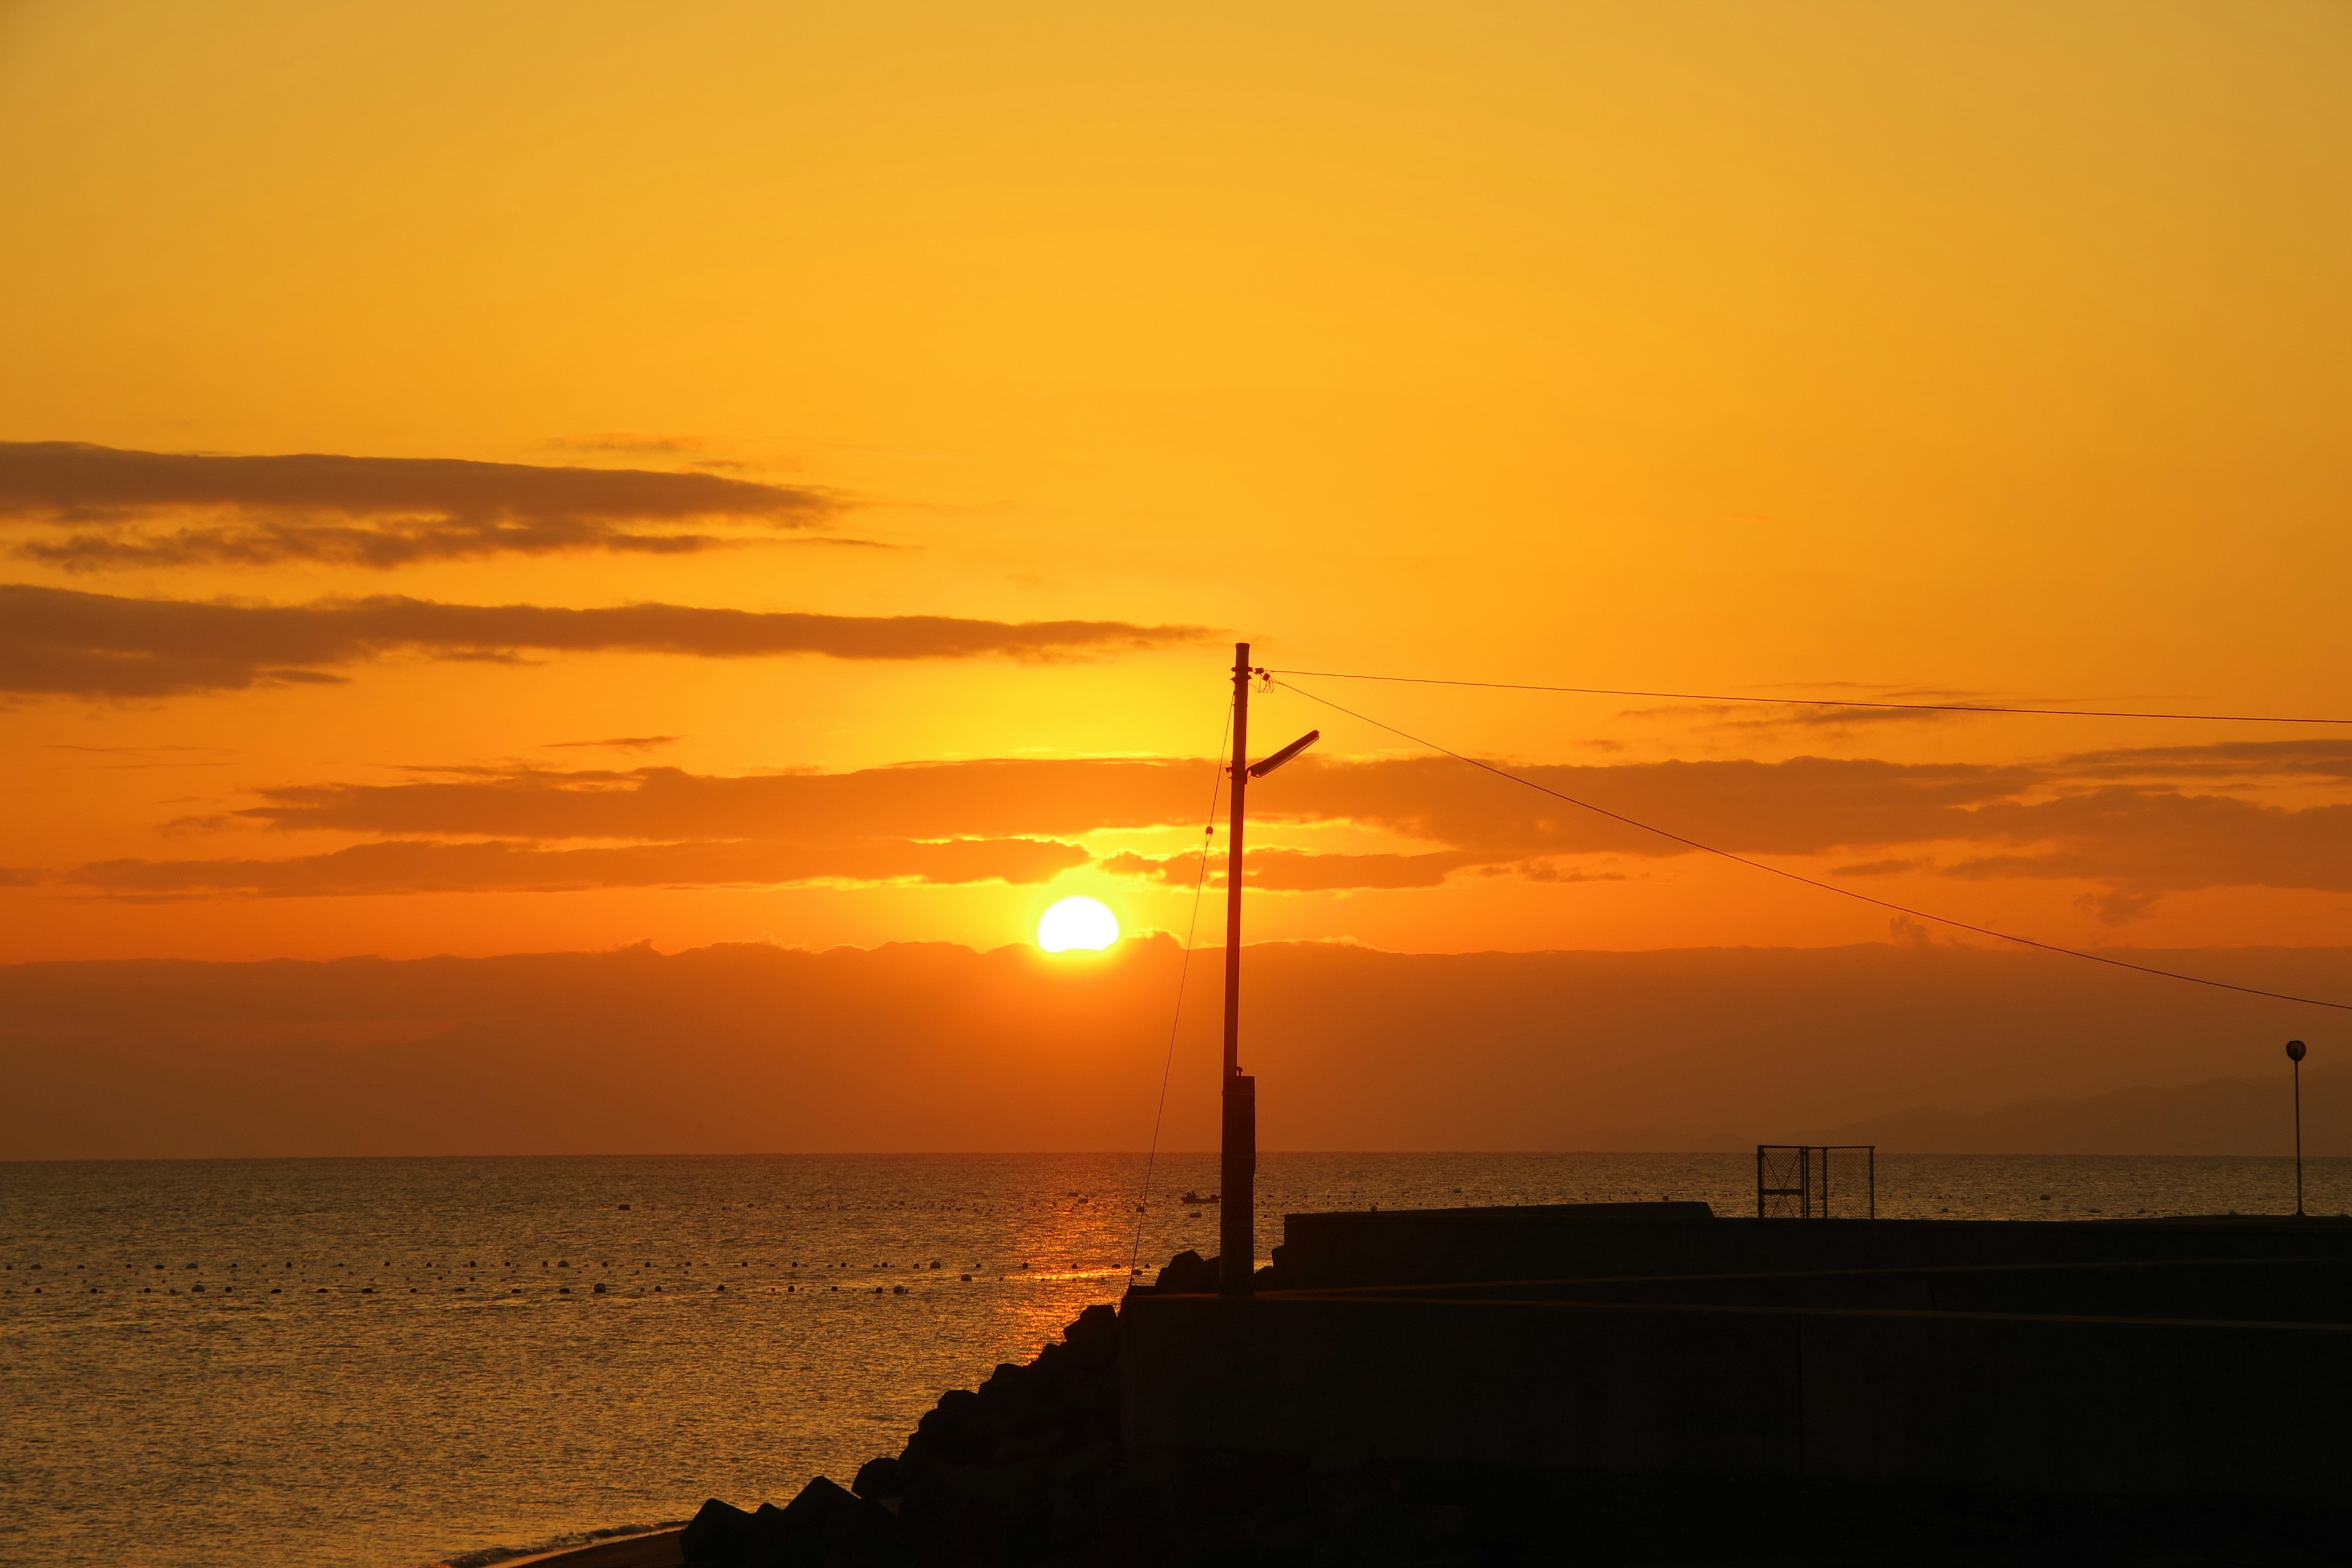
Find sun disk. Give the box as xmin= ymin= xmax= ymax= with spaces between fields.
xmin=1037 ymin=896 xmax=1120 ymax=952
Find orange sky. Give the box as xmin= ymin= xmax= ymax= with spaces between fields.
xmin=4 ymin=0 xmax=2351 ymax=965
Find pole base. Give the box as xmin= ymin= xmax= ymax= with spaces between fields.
xmin=1220 ymin=1074 xmax=1256 ymax=1295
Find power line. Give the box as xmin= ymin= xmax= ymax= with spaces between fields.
xmin=1129 ymin=701 xmax=1231 ymax=1280
xmin=1264 ymin=668 xmax=2352 ymax=728
xmin=1268 ymin=676 xmax=2352 ymax=1014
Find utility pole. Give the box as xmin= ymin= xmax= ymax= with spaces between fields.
xmin=1220 ymin=642 xmax=1256 ymax=1294
xmin=2288 ymin=1039 xmax=2307 ymax=1218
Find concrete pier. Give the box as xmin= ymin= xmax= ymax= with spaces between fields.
xmin=1125 ymin=1204 xmax=2352 ymax=1509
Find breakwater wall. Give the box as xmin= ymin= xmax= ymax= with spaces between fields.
xmin=671 ymin=1206 xmax=2352 ymax=1566
xmin=1124 ymin=1277 xmax=2352 ymax=1505
xmin=1275 ymin=1202 xmax=2352 ymax=1285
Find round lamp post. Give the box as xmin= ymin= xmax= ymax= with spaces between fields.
xmin=2286 ymin=1039 xmax=2308 ymax=1218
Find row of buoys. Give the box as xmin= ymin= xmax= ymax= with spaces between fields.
xmin=11 ymin=1249 xmax=1091 ymax=1276
xmin=56 ymin=1278 xmax=1036 ymax=1301
xmin=13 ymin=1261 xmax=1093 ymax=1282
xmin=0 ymin=1260 xmax=973 ymax=1278
xmin=21 ymin=1246 xmax=1101 ymax=1279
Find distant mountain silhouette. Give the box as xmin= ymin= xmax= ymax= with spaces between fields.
xmin=1786 ymin=1065 xmax=2346 ymax=1154
xmin=4 ymin=938 xmax=2346 ymax=1158
xmin=1548 ymin=1068 xmax=2345 ymax=1155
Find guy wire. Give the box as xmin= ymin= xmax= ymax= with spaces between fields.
xmin=1129 ymin=701 xmax=1232 ymax=1280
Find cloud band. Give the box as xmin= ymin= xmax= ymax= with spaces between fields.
xmin=0 ymin=584 xmax=1210 ymax=697
xmin=0 ymin=440 xmax=848 ymax=566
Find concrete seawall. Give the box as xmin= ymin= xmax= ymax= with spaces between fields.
xmin=1123 ymin=1287 xmax=2352 ymax=1504
xmin=1276 ymin=1204 xmax=2352 ymax=1286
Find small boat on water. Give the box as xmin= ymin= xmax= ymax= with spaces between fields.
xmin=1177 ymin=1190 xmax=1218 ymax=1205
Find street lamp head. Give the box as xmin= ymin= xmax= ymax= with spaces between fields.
xmin=1247 ymin=729 xmax=1320 ymax=779
xmin=2287 ymin=1039 xmax=2307 ymax=1062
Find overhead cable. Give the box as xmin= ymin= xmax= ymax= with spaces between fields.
xmin=1263 ymin=669 xmax=2352 ymax=728
xmin=1267 ymin=676 xmax=2352 ymax=1014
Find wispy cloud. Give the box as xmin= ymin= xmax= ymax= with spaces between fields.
xmin=0 ymin=440 xmax=857 ymax=567
xmin=544 ymin=433 xmax=712 ymax=456
xmin=61 ymin=836 xmax=1089 ymax=899
xmin=544 ymin=736 xmax=682 ymax=753
xmin=0 ymin=584 xmax=1212 ymax=698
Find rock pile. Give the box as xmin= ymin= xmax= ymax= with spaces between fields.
xmin=680 ymin=1251 xmax=1365 ymax=1566
xmin=678 ymin=1476 xmax=902 ymax=1567
xmin=677 ymin=1246 xmax=2352 ymax=1566
xmin=680 ymin=1294 xmax=1124 ymax=1567
xmin=679 ymin=1261 xmax=1191 ymax=1567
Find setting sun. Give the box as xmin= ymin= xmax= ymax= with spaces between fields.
xmin=1036 ymin=896 xmax=1120 ymax=953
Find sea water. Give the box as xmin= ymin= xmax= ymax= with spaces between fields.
xmin=4 ymin=1152 xmax=2346 ymax=1568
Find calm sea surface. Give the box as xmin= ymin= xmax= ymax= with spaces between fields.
xmin=5 ymin=1152 xmax=2347 ymax=1568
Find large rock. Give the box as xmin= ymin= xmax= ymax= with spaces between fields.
xmin=680 ymin=1498 xmax=761 ymax=1567
xmin=1149 ymin=1250 xmax=1218 ymax=1294
xmin=679 ymin=1477 xmax=904 ymax=1567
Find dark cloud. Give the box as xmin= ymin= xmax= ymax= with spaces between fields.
xmin=208 ymin=752 xmax=2034 ymax=897
xmin=1830 ymin=858 xmax=1926 ymax=878
xmin=1617 ymin=701 xmax=1970 ymax=731
xmin=2057 ymin=739 xmax=2352 ymax=783
xmin=1945 ymin=789 xmax=2352 ymax=905
xmin=40 ymin=737 xmax=2352 ymax=905
xmin=234 ymin=758 xmax=1215 ymax=842
xmin=0 ymin=584 xmax=1210 ymax=698
xmin=221 ymin=753 xmax=2038 ymax=860
xmin=1262 ymin=755 xmax=2034 ymax=859
xmin=0 ymin=440 xmax=854 ymax=566
xmin=1100 ymin=847 xmax=1494 ymax=890
xmin=60 ymin=836 xmax=1088 ymax=899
